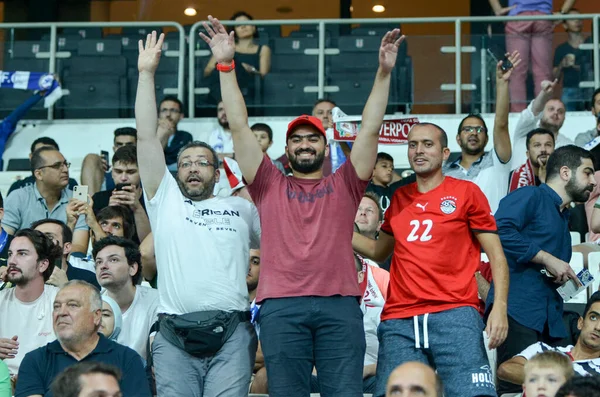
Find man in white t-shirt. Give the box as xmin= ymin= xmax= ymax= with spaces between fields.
xmin=498 ymin=291 xmax=600 ymax=386
xmin=0 ymin=228 xmax=62 ymax=378
xmin=208 ymin=101 xmax=234 ymax=162
xmin=93 ymin=236 xmax=158 ymax=360
xmin=135 ymin=32 xmax=261 ymax=397
xmin=511 ymin=79 xmax=574 ymax=170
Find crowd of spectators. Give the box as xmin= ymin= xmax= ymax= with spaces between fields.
xmin=1 ymin=6 xmax=600 ymax=397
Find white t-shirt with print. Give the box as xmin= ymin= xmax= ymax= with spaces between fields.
xmin=144 ymin=169 xmax=260 ymax=315
xmin=208 ymin=127 xmax=234 ymax=154
xmin=0 ymin=285 xmax=58 ymax=375
xmin=103 ymin=286 xmax=159 ymax=360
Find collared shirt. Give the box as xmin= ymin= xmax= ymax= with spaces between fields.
xmin=488 ymin=184 xmax=571 ymax=338
xmin=442 ymin=149 xmax=511 ymax=213
xmin=575 ymin=128 xmax=599 ymax=147
xmin=2 ymin=183 xmax=88 ymax=232
xmin=15 ymin=334 xmax=150 ymax=397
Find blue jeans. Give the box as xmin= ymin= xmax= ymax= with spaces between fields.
xmin=562 ymin=87 xmax=583 ymax=111
xmin=259 ymin=296 xmax=365 ymax=397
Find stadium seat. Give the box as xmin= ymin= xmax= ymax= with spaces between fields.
xmin=571 ymin=231 xmax=582 ymax=245
xmin=9 ymin=41 xmax=50 ymax=58
xmin=338 ymin=36 xmax=382 ymax=52
xmin=328 ymin=52 xmax=379 ymax=73
xmin=568 ymin=252 xmax=586 ymax=304
xmin=58 ymin=75 xmax=127 ymax=119
xmin=121 ymin=26 xmax=163 ymax=36
xmin=327 ymin=72 xmax=398 ymax=114
xmin=588 ymin=252 xmax=600 ymax=294
xmin=77 ymin=39 xmax=122 ymax=56
xmin=6 ymin=158 xmax=31 ymax=171
xmin=261 ymin=73 xmax=317 ymax=115
xmin=271 ymin=54 xmax=318 ymax=74
xmin=61 ymin=27 xmax=102 ymax=39
xmin=273 ymin=37 xmax=318 ymax=54
xmin=256 ymin=25 xmax=281 ymax=40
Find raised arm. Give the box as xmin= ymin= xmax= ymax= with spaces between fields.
xmin=200 ymin=16 xmax=264 ymax=184
xmin=350 ymin=29 xmax=405 ymax=181
xmin=531 ymin=79 xmax=558 ymax=116
xmin=135 ymin=31 xmax=167 ymax=200
xmin=352 ymin=231 xmax=395 ymax=263
xmin=493 ymin=51 xmax=520 ymax=163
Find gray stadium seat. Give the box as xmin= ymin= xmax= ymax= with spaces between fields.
xmin=273 ymin=37 xmax=318 ymax=54
xmin=9 ymin=41 xmax=50 ymax=58
xmin=61 ymin=27 xmax=103 ymax=39
xmin=261 ymin=73 xmax=317 ymax=115
xmin=77 ymin=39 xmax=122 ymax=56
xmin=58 ymin=75 xmax=127 ymax=119
xmin=271 ymin=54 xmax=318 ymax=74
xmin=122 ymin=26 xmax=163 ymax=36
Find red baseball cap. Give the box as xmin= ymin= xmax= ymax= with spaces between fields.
xmin=286 ymin=115 xmax=327 ymax=139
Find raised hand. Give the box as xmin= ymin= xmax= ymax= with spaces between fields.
xmin=379 ymin=29 xmax=405 ymax=74
xmin=540 ymin=79 xmax=558 ymax=95
xmin=138 ymin=31 xmax=166 ymax=74
xmin=496 ymin=50 xmax=521 ymax=82
xmin=200 ymin=15 xmax=236 ymax=64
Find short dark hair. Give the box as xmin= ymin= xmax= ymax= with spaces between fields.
xmin=418 ymin=122 xmax=449 ymax=148
xmin=177 ymin=141 xmax=220 ymax=168
xmin=376 ymin=152 xmax=394 ymax=165
xmin=30 ymin=147 xmax=60 ymax=173
xmin=92 ymin=236 xmax=143 ymax=286
xmin=31 ymin=218 xmax=73 ymax=244
xmin=526 ymin=128 xmax=555 ymax=150
xmin=592 ymin=87 xmax=600 ymax=108
xmin=30 ymin=137 xmax=59 ymax=154
xmin=13 ymin=228 xmax=62 ymax=281
xmin=159 ymin=95 xmax=184 ymax=115
xmin=114 ymin=127 xmax=137 ymax=142
xmin=457 ymin=114 xmax=488 ymax=135
xmin=583 ymin=291 xmax=600 ymax=319
xmin=555 ymin=375 xmax=600 ymax=397
xmin=112 ymin=144 xmax=137 ymax=167
xmin=96 ymin=206 xmax=135 ymax=241
xmin=251 ymin=123 xmax=274 ymax=143
xmin=545 ymin=145 xmax=594 ymax=182
xmin=51 ymin=361 xmax=122 ymax=397
xmin=314 ymin=98 xmax=337 ymax=109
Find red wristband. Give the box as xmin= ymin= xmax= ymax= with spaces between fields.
xmin=216 ymin=60 xmax=235 ymax=73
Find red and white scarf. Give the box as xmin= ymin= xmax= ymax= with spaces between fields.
xmin=508 ymin=159 xmax=535 ymax=193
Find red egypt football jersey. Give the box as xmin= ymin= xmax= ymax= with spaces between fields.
xmin=380 ymin=177 xmax=497 ymax=321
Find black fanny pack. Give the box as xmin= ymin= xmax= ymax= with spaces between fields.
xmin=158 ymin=310 xmax=250 ymax=358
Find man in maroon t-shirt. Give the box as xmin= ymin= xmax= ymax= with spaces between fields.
xmin=201 ymin=15 xmax=405 ymax=397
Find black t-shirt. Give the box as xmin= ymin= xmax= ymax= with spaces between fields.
xmin=366 ymin=173 xmax=417 ymax=215
xmin=553 ymin=42 xmax=584 ymax=88
xmin=91 ymin=190 xmax=146 ymax=216
xmin=66 ymin=263 xmax=100 ymax=290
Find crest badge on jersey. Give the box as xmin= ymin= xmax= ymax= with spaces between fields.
xmin=440 ymin=196 xmax=457 ymax=214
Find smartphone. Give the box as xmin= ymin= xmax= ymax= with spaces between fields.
xmin=115 ymin=183 xmax=131 ymax=191
xmin=486 ymin=48 xmax=513 ymax=72
xmin=73 ymin=185 xmax=89 ymax=203
xmin=100 ymin=150 xmax=109 ymax=164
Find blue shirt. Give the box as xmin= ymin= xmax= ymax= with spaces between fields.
xmin=487 ymin=184 xmax=570 ymax=338
xmin=15 ymin=334 xmax=150 ymax=397
xmin=0 ymin=94 xmax=43 ymax=168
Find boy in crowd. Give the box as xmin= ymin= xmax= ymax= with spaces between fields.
xmin=250 ymin=123 xmax=286 ymax=174
xmin=522 ymin=352 xmax=573 ymax=397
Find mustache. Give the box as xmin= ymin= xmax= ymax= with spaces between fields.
xmin=294 ymin=149 xmax=316 ymax=155
xmin=187 ymin=175 xmax=204 ymax=183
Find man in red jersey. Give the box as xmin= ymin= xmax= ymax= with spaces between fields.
xmin=353 ymin=122 xmax=510 ymax=397
xmin=201 ymin=14 xmax=404 ymax=397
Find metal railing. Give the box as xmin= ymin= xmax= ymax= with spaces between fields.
xmin=0 ymin=21 xmax=186 ymax=120
xmin=189 ymin=13 xmax=599 ymax=116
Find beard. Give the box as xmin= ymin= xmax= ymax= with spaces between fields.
xmin=218 ymin=118 xmax=229 ymax=130
xmin=177 ymin=173 xmax=216 ymax=201
xmin=6 ymin=267 xmax=28 ymax=286
xmin=529 ymin=153 xmax=549 ymax=168
xmin=565 ymin=176 xmax=594 ymax=203
xmin=540 ymin=119 xmax=561 ymax=133
xmin=288 ymin=148 xmax=326 ymax=174
xmin=459 ymin=137 xmax=485 ymax=156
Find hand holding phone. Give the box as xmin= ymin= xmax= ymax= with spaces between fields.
xmin=73 ymin=185 xmax=89 ymax=203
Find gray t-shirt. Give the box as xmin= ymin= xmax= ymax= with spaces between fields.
xmin=2 ymin=183 xmax=88 ymax=232
xmin=575 ymin=128 xmax=599 ymax=147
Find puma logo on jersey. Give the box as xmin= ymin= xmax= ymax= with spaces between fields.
xmin=416 ymin=203 xmax=428 ymax=211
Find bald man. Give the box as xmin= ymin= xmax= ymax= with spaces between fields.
xmin=386 ymin=362 xmax=442 ymax=397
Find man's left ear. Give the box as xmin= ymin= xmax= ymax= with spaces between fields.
xmin=214 ymin=168 xmax=221 ymax=181
xmin=560 ymin=165 xmax=572 ymax=182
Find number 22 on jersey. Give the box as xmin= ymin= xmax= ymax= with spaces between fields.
xmin=407 ymin=219 xmax=433 ymax=242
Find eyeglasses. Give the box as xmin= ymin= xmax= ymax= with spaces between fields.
xmin=460 ymin=126 xmax=487 ymax=134
xmin=159 ymin=108 xmax=181 ymax=115
xmin=178 ymin=159 xmax=215 ymax=169
xmin=37 ymin=161 xmax=70 ymax=171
